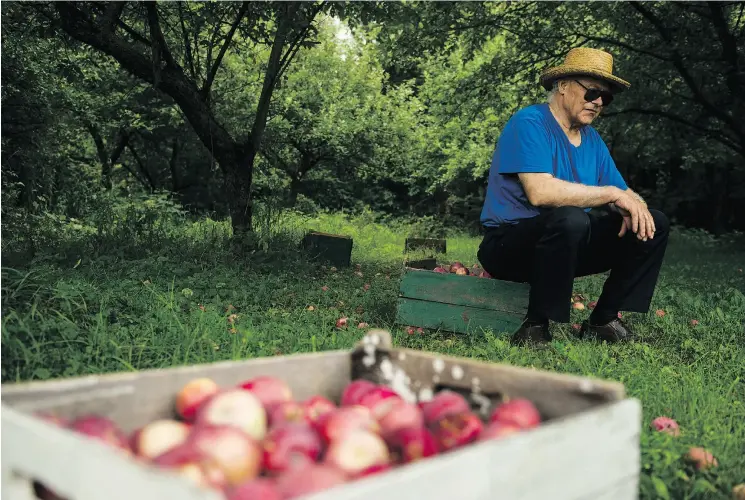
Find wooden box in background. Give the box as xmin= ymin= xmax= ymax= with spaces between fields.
xmin=396 ymin=267 xmax=530 ymax=334
xmin=300 ymin=231 xmax=353 ymax=268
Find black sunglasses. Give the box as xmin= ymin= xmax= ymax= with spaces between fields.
xmin=574 ymin=80 xmax=614 ymax=107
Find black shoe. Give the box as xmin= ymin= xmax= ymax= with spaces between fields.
xmin=510 ymin=319 xmax=552 ymax=346
xmin=580 ymin=318 xmax=634 ymax=342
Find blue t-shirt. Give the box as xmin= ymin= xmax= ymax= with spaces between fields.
xmin=480 ymin=103 xmax=628 ymax=228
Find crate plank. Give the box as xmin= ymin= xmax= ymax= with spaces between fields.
xmin=301 ymin=398 xmax=641 ymax=500
xmin=396 ymin=297 xmax=524 ymax=335
xmin=399 ymin=268 xmax=529 ymax=313
xmin=300 ymin=231 xmax=353 ymax=268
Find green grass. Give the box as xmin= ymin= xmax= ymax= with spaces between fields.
xmin=2 ymin=210 xmax=744 ymax=499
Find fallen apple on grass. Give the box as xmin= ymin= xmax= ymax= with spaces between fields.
xmin=685 ymin=446 xmax=718 ymax=470
xmin=650 ymin=416 xmax=680 ymax=437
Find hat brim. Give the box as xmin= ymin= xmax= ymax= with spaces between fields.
xmin=540 ymin=66 xmax=630 ymax=93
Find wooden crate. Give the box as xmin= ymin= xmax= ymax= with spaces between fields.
xmin=1 ymin=330 xmax=641 ymax=500
xmin=404 ymin=237 xmax=446 ymax=255
xmin=300 ymin=231 xmax=353 ymax=268
xmin=396 ymin=267 xmax=530 ymax=334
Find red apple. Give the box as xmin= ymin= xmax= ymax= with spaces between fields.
xmin=176 ymin=377 xmax=220 ymax=423
xmin=357 ymin=386 xmax=403 ymax=419
xmin=685 ymin=447 xmax=718 ymax=470
xmin=489 ymin=398 xmax=541 ymax=430
xmin=324 ymin=430 xmax=390 ymax=476
xmin=268 ymin=401 xmax=307 ymax=428
xmin=430 ymin=412 xmax=484 ymax=452
xmin=378 ymin=400 xmax=424 ymax=438
xmin=196 ymin=389 xmax=267 ymax=441
xmin=69 ymin=415 xmax=131 ymax=455
xmin=478 ymin=270 xmax=492 ymax=279
xmin=226 ymin=478 xmax=282 ymax=500
xmin=450 ymin=262 xmax=464 ymax=273
xmin=572 ymin=301 xmax=585 ymax=310
xmin=433 ymin=267 xmax=448 ymax=274
xmin=187 ymin=425 xmax=263 ymax=485
xmin=480 ymin=421 xmax=522 ymax=441
xmin=262 ymin=423 xmax=323 ymax=475
xmin=732 ymin=484 xmax=745 ymax=500
xmin=340 ymin=380 xmax=377 ymax=407
xmin=336 ymin=317 xmax=349 ymax=329
xmin=588 ymin=301 xmax=598 ymax=309
xmin=238 ymin=376 xmax=293 ymax=409
xmin=357 ymin=463 xmax=392 ymax=477
xmin=650 ymin=416 xmax=680 ymax=437
xmin=455 ymin=268 xmax=468 ymax=276
xmin=316 ymin=406 xmax=379 ymax=443
xmin=275 ymin=463 xmax=348 ymax=499
xmin=152 ymin=443 xmax=228 ymax=490
xmin=131 ymin=419 xmax=190 ymax=460
xmin=302 ymin=395 xmax=336 ymax=425
xmin=420 ymin=390 xmax=471 ymax=426
xmin=386 ymin=426 xmax=438 ymax=464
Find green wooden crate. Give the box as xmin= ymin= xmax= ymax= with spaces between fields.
xmin=396 ymin=267 xmax=530 ymax=334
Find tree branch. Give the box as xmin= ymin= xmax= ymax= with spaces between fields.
xmin=202 ymin=1 xmax=249 ymax=100
xmin=707 ymin=2 xmax=742 ymax=97
xmin=102 ymin=1 xmax=126 ymax=33
xmin=177 ymin=2 xmax=197 ymax=81
xmin=629 ymin=1 xmax=740 ymax=137
xmin=55 ymin=3 xmax=239 ymax=169
xmin=573 ymin=32 xmax=671 ymax=61
xmin=116 ymin=19 xmax=151 ymax=46
xmin=603 ymin=107 xmax=742 ymax=155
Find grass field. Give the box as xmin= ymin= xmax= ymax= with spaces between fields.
xmin=2 ymin=209 xmax=744 ymax=499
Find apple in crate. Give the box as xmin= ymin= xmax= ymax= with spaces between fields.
xmin=420 ymin=390 xmax=471 ymax=426
xmin=156 ymin=424 xmax=262 ymax=487
xmin=340 ymin=379 xmax=377 ymax=407
xmin=489 ymin=398 xmax=541 ymax=430
xmin=275 ymin=463 xmax=348 ymax=499
xmin=386 ymin=426 xmax=438 ymax=464
xmin=176 ymin=377 xmax=220 ymax=423
xmin=153 ymin=444 xmax=229 ymax=490
xmin=69 ymin=415 xmax=132 ymax=455
xmin=268 ymin=401 xmax=307 ymax=428
xmin=357 ymin=385 xmax=403 ymax=419
xmin=316 ymin=406 xmax=379 ymax=443
xmin=238 ymin=376 xmax=293 ymax=409
xmin=378 ymin=400 xmax=424 ymax=438
xmin=176 ymin=378 xmax=220 ymax=423
xmin=324 ymin=429 xmax=390 ymax=477
xmin=196 ymin=388 xmax=267 ymax=441
xmin=226 ymin=478 xmax=282 ymax=500
xmin=262 ymin=423 xmax=323 ymax=475
xmin=131 ymin=419 xmax=191 ymax=460
xmin=430 ymin=412 xmax=484 ymax=452
xmin=302 ymin=395 xmax=336 ymax=425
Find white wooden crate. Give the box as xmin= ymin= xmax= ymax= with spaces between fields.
xmin=1 ymin=330 xmax=641 ymax=500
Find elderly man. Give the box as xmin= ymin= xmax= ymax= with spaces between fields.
xmin=477 ymin=47 xmax=669 ymax=345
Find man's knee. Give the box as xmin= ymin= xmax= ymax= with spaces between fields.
xmin=649 ymin=209 xmax=670 ymax=235
xmin=544 ymin=206 xmax=590 ymax=239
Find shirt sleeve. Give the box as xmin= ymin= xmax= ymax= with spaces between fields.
xmin=496 ymin=115 xmax=554 ymax=175
xmin=597 ymin=138 xmax=628 ymax=190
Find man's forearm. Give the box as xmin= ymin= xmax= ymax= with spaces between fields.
xmin=521 ymin=175 xmax=620 ymax=208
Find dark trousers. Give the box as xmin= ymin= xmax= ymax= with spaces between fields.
xmin=477 ymin=206 xmax=670 ymax=324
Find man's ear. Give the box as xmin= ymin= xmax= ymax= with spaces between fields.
xmin=558 ymin=79 xmax=570 ymax=94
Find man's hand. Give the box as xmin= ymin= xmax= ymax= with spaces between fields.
xmin=611 ymin=191 xmax=655 ymax=241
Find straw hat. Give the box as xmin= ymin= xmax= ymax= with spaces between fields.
xmin=540 ymin=47 xmax=630 ymax=93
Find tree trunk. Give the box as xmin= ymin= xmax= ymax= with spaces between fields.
xmin=288 ymin=174 xmax=301 ymax=207
xmin=225 ymin=148 xmax=257 ymax=233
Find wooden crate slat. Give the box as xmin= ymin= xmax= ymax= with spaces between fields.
xmin=396 ymin=297 xmax=524 ymax=334
xmin=399 ymin=268 xmax=530 ymax=313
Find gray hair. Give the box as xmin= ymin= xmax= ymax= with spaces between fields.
xmin=547 ymin=80 xmax=562 ymax=104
